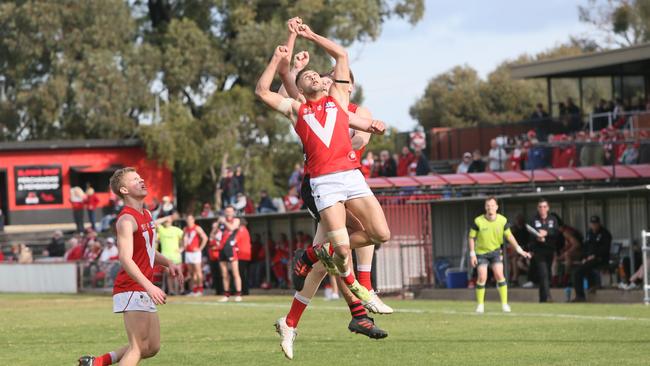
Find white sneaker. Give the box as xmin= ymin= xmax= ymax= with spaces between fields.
xmin=365 ymin=291 xmax=394 ymax=314
xmin=624 ymin=283 xmax=639 ymax=291
xmin=217 ymin=296 xmax=229 ymax=303
xmin=521 ymin=281 xmax=534 ymax=288
xmin=502 ymin=303 xmax=511 ymax=313
xmin=275 ymin=317 xmax=297 ymax=360
xmin=233 ymin=295 xmax=243 ymax=302
xmin=617 ymin=282 xmax=628 ymax=290
xmin=475 ymin=304 xmax=484 ymax=314
xmin=330 ymin=292 xmax=340 ymax=300
xmin=195 ymin=291 xmax=203 ymax=297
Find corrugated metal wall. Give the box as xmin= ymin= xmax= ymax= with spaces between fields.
xmin=429 ymin=194 xmax=650 ymax=266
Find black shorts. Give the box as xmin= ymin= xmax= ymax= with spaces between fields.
xmin=301 ymin=175 xmax=320 ymax=222
xmin=476 ymin=250 xmax=503 ymax=266
xmin=219 ymin=243 xmax=237 ymax=262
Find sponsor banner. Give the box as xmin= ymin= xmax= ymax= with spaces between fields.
xmin=14 ymin=165 xmax=63 ymax=205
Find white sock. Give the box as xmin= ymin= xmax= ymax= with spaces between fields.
xmin=109 ymin=351 xmax=117 ymax=363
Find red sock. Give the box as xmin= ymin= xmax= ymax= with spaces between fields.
xmin=341 ymin=270 xmax=355 ymax=286
xmin=192 ymin=286 xmax=197 ymax=293
xmin=224 ymin=291 xmax=231 ymax=297
xmin=98 ymin=353 xmax=113 ymax=365
xmin=286 ymin=294 xmax=309 ymax=328
xmin=357 ymin=271 xmax=372 ymax=291
xmin=348 ymin=300 xmax=368 ymax=318
xmin=235 ymin=291 xmax=242 ymax=296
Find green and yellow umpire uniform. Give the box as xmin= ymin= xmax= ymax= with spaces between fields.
xmin=469 ymin=214 xmax=511 ymax=306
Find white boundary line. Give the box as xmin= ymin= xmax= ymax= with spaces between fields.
xmin=172 ymin=301 xmax=650 ymax=322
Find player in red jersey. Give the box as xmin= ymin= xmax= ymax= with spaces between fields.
xmin=183 ymin=214 xmax=208 ymax=296
xmin=256 ymin=18 xmax=391 ymax=360
xmin=78 ymin=167 xmax=183 ymax=366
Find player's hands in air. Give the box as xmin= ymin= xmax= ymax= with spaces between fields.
xmin=287 ymin=17 xmax=302 ymax=33
xmin=470 ymin=255 xmax=478 ymax=268
xmin=369 ymin=120 xmax=386 ymax=135
xmin=296 ymin=23 xmax=313 ymax=38
xmin=293 ymin=51 xmax=310 ymax=71
xmin=168 ymin=263 xmax=184 ymax=284
xmin=146 ymin=284 xmax=167 ymax=305
xmin=274 ymin=45 xmax=289 ymax=60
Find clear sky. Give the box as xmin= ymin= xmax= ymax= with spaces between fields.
xmin=348 ymin=0 xmax=596 ymax=131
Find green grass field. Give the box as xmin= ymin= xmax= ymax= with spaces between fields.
xmin=1 ymin=294 xmax=649 ymax=365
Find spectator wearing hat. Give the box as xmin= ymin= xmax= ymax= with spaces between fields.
xmin=572 ymin=215 xmax=611 ymax=302
xmin=457 ymin=152 xmax=472 ymax=174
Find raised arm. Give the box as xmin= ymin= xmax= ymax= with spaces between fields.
xmin=255 ymin=45 xmax=302 ymax=124
xmin=278 ymin=18 xmax=303 ymax=100
xmin=296 ymin=23 xmax=350 ymax=107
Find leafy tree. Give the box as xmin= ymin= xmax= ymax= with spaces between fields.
xmin=0 ymin=0 xmax=424 ymax=210
xmin=579 ymin=0 xmax=650 ymax=47
xmin=410 ymin=44 xmax=588 ymax=129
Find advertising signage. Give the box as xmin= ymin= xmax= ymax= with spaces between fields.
xmin=14 ymin=165 xmax=63 ymax=205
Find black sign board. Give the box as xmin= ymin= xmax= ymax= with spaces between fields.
xmin=14 ymin=165 xmax=63 ymax=205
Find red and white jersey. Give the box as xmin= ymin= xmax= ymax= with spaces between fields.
xmin=113 ymin=206 xmax=156 ymax=295
xmin=183 ymin=226 xmax=201 ymax=252
xmin=295 ymin=96 xmax=359 ymax=177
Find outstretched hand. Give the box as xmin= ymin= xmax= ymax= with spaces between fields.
xmin=369 ymin=120 xmax=386 ymax=135
xmin=274 ymin=45 xmax=290 ymax=60
xmin=293 ymin=51 xmax=310 ymax=71
xmin=296 ymin=23 xmax=313 ymax=38
xmin=287 ymin=17 xmax=302 ymax=33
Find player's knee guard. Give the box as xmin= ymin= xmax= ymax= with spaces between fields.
xmin=327 ymin=228 xmax=350 ymax=267
xmin=327 ymin=228 xmax=350 ymax=249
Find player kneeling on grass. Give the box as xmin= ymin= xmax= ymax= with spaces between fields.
xmin=78 ymin=167 xmax=183 ymax=366
xmin=469 ymin=197 xmax=531 ymax=314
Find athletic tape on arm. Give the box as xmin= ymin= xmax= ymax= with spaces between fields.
xmin=277 ymin=98 xmax=293 ymax=115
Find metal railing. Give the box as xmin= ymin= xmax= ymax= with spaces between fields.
xmin=588 ymin=110 xmax=650 ymax=134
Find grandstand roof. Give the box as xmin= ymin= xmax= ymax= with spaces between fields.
xmin=510 ymin=42 xmax=650 ymax=79
xmin=366 ymin=164 xmax=650 ymax=190
xmin=0 ymin=139 xmax=141 ymax=152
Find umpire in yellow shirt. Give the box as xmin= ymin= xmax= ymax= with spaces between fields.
xmin=469 ymin=197 xmax=531 ymax=313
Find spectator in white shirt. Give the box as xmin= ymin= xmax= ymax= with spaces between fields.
xmin=488 ymin=139 xmax=507 ymax=172
xmin=456 ymin=152 xmax=472 ymax=174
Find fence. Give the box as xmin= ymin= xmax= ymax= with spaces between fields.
xmin=375 ymin=197 xmax=433 ymax=293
